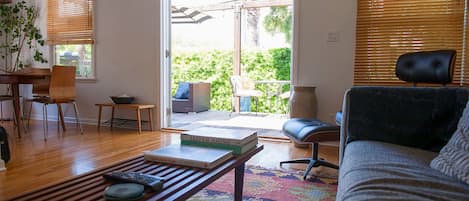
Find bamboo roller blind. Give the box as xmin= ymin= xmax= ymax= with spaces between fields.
xmin=47 ymin=0 xmax=94 ymax=45
xmin=354 ymin=0 xmax=468 ymax=86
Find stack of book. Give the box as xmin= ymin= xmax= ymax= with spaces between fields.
xmin=143 ymin=127 xmax=258 ymax=169
xmin=180 ymin=127 xmax=258 ymax=155
xmin=143 ymin=144 xmax=233 ymax=169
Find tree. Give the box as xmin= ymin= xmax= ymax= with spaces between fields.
xmin=246 ymin=7 xmax=260 ymax=47
xmin=263 ymin=6 xmax=292 ymax=43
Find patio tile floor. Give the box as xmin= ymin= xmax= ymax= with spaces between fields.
xmin=170 ymin=110 xmax=290 ymax=139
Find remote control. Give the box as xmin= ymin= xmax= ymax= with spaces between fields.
xmin=103 ymin=172 xmax=165 ymax=191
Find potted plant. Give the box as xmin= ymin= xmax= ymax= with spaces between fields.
xmin=0 ymin=0 xmax=47 ymax=73
xmin=0 ymin=0 xmax=47 ymax=120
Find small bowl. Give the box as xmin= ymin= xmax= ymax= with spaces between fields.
xmin=110 ymin=96 xmax=135 ymax=104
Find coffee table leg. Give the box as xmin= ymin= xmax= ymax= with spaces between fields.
xmin=234 ymin=163 xmax=245 ymax=201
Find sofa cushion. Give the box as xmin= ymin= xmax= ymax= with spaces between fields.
xmin=175 ymin=82 xmax=190 ymax=99
xmin=337 ymin=141 xmax=469 ymax=201
xmin=431 ymin=101 xmax=469 ymax=185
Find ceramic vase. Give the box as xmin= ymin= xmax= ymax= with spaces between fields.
xmin=289 ymin=85 xmax=317 ymax=119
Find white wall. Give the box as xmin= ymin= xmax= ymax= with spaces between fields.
xmin=28 ymin=0 xmax=356 ymax=129
xmin=294 ymin=0 xmax=356 ymax=122
xmin=30 ymin=0 xmax=161 ymax=128
xmin=81 ymin=0 xmax=160 ymax=125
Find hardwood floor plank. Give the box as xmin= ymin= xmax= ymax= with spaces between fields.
xmin=0 ymin=120 xmax=338 ymax=200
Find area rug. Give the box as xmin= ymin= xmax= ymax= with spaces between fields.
xmin=188 ymin=166 xmax=338 ymax=201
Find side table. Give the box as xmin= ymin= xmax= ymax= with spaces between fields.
xmin=95 ymin=103 xmax=155 ymax=133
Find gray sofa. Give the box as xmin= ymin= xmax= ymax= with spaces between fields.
xmin=337 ymin=87 xmax=469 ymax=200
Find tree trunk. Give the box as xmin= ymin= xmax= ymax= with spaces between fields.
xmin=246 ymin=8 xmax=259 ymax=48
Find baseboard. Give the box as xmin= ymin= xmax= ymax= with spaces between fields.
xmin=0 ymin=159 xmax=5 ymax=172
xmin=27 ymin=114 xmax=150 ymax=131
xmin=28 ymin=114 xmax=97 ymax=126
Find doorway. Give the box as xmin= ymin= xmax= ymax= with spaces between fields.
xmin=161 ymin=0 xmax=295 ymax=139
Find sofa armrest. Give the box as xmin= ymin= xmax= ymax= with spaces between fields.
xmin=340 ymin=86 xmax=468 ymax=157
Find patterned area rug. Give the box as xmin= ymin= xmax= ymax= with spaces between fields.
xmin=188 ymin=166 xmax=338 ymax=201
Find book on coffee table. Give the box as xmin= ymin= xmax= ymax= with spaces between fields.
xmin=181 ymin=127 xmax=258 ymax=146
xmin=143 ymin=144 xmax=233 ymax=169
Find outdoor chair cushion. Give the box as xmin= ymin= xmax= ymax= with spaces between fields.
xmin=175 ymin=82 xmax=190 ymax=99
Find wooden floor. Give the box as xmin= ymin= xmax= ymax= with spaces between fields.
xmin=0 ymin=120 xmax=339 ymax=200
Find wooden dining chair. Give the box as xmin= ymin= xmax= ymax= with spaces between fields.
xmin=24 ymin=68 xmax=51 ymax=128
xmin=31 ymin=65 xmax=83 ymax=140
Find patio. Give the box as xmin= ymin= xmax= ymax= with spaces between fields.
xmin=169 ymin=0 xmax=293 ymax=138
xmin=170 ymin=111 xmax=290 ymax=140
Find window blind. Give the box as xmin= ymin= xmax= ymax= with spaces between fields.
xmin=463 ymin=0 xmax=469 ymax=85
xmin=354 ymin=0 xmax=468 ymax=86
xmin=47 ymin=0 xmax=94 ymax=45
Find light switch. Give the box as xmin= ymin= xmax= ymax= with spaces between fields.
xmin=327 ymin=31 xmax=340 ymax=42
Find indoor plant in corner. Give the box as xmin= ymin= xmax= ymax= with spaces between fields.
xmin=0 ymin=0 xmax=47 ymax=73
xmin=0 ymin=0 xmax=47 ymax=120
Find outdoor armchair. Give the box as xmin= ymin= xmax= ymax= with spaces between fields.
xmin=172 ymin=82 xmax=210 ymax=113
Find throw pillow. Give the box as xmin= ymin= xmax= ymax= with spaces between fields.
xmin=430 ymin=101 xmax=469 ymax=185
xmin=174 ymin=82 xmax=190 ymax=99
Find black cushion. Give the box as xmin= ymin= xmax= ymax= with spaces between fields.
xmin=396 ymin=50 xmax=456 ymax=84
xmin=283 ymin=118 xmax=339 ymax=142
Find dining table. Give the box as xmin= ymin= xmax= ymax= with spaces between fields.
xmin=0 ymin=68 xmax=51 ymax=138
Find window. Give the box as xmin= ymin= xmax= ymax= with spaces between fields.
xmin=48 ymin=0 xmax=95 ymax=79
xmin=354 ymin=0 xmax=468 ymax=86
xmin=54 ymin=44 xmax=93 ymax=78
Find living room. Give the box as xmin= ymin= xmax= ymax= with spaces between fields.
xmin=1 ymin=0 xmax=468 ymax=201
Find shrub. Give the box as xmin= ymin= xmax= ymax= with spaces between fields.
xmin=172 ymin=48 xmax=291 ymax=113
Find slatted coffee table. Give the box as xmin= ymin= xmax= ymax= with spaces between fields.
xmin=8 ymin=145 xmax=263 ymax=201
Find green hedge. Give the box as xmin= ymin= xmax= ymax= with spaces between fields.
xmin=172 ymin=48 xmax=291 ymax=114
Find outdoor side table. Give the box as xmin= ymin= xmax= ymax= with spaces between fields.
xmin=95 ymin=103 xmax=155 ymax=133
